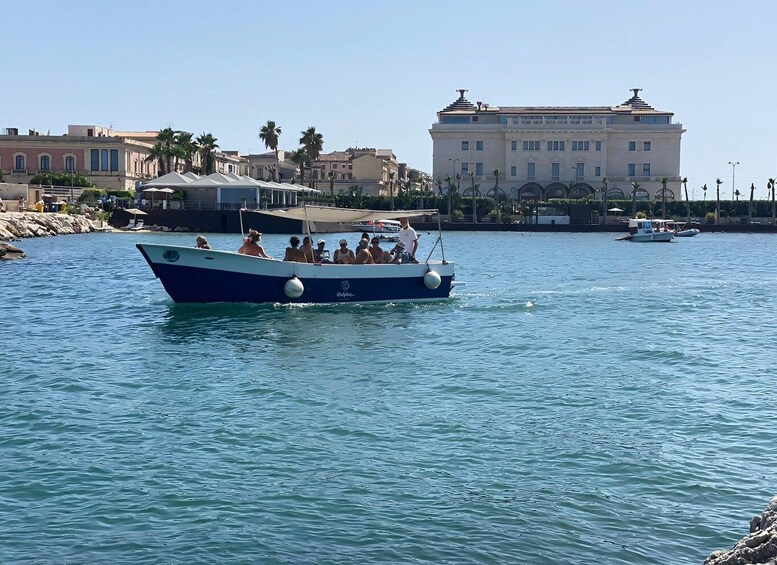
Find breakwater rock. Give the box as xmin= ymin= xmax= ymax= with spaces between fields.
xmin=0 ymin=241 xmax=26 ymax=260
xmin=0 ymin=212 xmax=98 ymax=241
xmin=705 ymin=496 xmax=777 ymax=565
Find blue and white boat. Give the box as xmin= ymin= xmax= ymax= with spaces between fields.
xmin=136 ymin=206 xmax=458 ymax=304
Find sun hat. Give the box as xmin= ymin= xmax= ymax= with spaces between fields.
xmin=339 ymin=239 xmax=347 ymax=245
xmin=318 ymin=239 xmax=326 ymax=245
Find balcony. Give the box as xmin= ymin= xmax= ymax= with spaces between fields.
xmin=12 ymin=168 xmax=28 ymax=174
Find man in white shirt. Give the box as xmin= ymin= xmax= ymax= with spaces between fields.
xmin=398 ymin=217 xmax=418 ymax=259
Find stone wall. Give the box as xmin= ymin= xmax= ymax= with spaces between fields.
xmin=0 ymin=212 xmax=98 ymax=241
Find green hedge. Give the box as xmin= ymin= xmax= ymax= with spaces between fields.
xmin=30 ymin=172 xmax=95 ymax=187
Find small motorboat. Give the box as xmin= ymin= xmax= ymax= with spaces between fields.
xmin=352 ymin=219 xmax=401 ymax=234
xmin=619 ymin=218 xmax=674 ymax=242
xmin=653 ymin=219 xmax=700 ymax=237
xmin=137 ymin=206 xmax=460 ymax=304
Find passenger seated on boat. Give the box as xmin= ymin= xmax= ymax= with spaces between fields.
xmin=369 ymin=237 xmax=390 ymax=264
xmin=300 ymin=236 xmax=315 ymax=263
xmin=389 ymin=241 xmax=417 ymax=264
xmin=283 ymin=236 xmax=308 ymax=263
xmin=353 ymin=239 xmax=375 ymax=264
xmin=314 ymin=239 xmax=331 ymax=263
xmin=195 ymin=235 xmax=211 ymax=250
xmin=238 ymin=229 xmax=271 ymax=258
xmin=333 ymin=239 xmax=355 ymax=264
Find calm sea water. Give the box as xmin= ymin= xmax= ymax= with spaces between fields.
xmin=1 ymin=230 xmax=776 ymax=564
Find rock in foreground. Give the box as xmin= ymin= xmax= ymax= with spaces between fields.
xmin=705 ymin=496 xmax=777 ymax=565
xmin=0 ymin=241 xmax=26 ymax=260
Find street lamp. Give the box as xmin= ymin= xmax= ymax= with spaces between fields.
xmin=602 ymin=178 xmax=608 ymax=226
xmin=728 ymin=161 xmax=739 ymax=201
xmin=448 ymin=158 xmax=460 ymax=178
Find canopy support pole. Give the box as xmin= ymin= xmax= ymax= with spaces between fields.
xmin=239 ymin=208 xmax=244 ymax=236
xmin=437 ymin=212 xmax=446 ymax=265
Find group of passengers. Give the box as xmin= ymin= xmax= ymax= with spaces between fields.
xmin=197 ymin=217 xmax=419 ymax=265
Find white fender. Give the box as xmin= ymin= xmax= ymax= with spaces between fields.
xmin=284 ymin=276 xmax=304 ymax=298
xmin=424 ymin=270 xmax=441 ymax=290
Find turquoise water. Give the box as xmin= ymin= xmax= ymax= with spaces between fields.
xmin=1 ymin=230 xmax=776 ymax=564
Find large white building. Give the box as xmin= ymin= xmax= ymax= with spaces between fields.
xmin=430 ymin=89 xmax=685 ymax=201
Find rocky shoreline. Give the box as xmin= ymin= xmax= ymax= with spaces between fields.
xmin=0 ymin=212 xmax=103 ymax=260
xmin=705 ymin=496 xmax=777 ymax=564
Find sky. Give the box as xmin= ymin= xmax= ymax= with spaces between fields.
xmin=3 ymin=0 xmax=777 ymax=197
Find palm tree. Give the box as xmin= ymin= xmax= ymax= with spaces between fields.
xmin=734 ymin=189 xmax=740 ymax=201
xmin=682 ymin=177 xmax=690 ymax=224
xmin=196 ymin=133 xmax=219 ymax=175
xmin=715 ymin=178 xmax=722 ymax=225
xmin=259 ymin=121 xmax=282 ymax=159
xmin=660 ymin=177 xmax=669 ymax=219
xmin=492 ymin=168 xmax=502 ymax=223
xmin=300 ymin=127 xmax=323 ymax=188
xmin=702 ymin=183 xmax=707 ymax=204
xmin=156 ymin=127 xmax=177 ymax=174
xmin=469 ymin=170 xmax=477 ymax=223
xmin=145 ymin=143 xmax=166 ymax=176
xmin=327 ymin=171 xmax=336 ymax=197
xmin=418 ymin=176 xmax=426 ymax=211
xmin=175 ymin=131 xmax=199 ymax=173
xmin=290 ymin=148 xmax=309 ymax=186
xmin=630 ymin=181 xmax=640 ymax=216
xmin=388 ymin=171 xmax=395 ymax=210
xmin=601 ymin=178 xmax=608 ymax=226
xmin=769 ymin=178 xmax=776 ymax=225
xmin=748 ymin=183 xmax=755 ymax=224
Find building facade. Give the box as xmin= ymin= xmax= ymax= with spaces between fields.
xmin=430 ymin=89 xmax=685 ymax=201
xmin=0 ymin=125 xmax=248 ymax=191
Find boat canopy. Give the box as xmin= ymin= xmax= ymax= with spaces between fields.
xmin=251 ymin=205 xmax=438 ymax=223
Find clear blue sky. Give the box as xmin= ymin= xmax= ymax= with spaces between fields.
xmin=4 ymin=0 xmax=777 ymax=197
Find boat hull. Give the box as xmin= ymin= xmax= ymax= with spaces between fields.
xmin=628 ymin=232 xmax=675 ymax=242
xmin=137 ymin=243 xmax=455 ymax=304
xmin=675 ymin=229 xmax=700 ymax=237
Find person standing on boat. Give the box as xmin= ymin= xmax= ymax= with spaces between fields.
xmin=283 ymin=236 xmax=308 ymax=262
xmin=398 ymin=217 xmax=418 ymax=259
xmin=238 ymin=229 xmax=271 ymax=258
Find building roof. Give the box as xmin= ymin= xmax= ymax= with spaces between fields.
xmin=316 ymin=151 xmax=351 ymax=162
xmin=439 ymin=88 xmax=670 ymax=115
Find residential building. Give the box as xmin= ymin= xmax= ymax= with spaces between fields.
xmin=312 ymin=147 xmax=403 ymax=196
xmin=0 ymin=125 xmax=249 ymax=191
xmin=246 ymin=151 xmax=298 ymax=182
xmin=430 ymin=89 xmax=685 ymax=201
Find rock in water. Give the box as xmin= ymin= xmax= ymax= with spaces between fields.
xmin=0 ymin=241 xmax=26 ymax=260
xmin=705 ymin=496 xmax=777 ymax=564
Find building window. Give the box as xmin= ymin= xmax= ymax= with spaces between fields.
xmin=472 ymin=116 xmax=478 ymax=122
xmin=348 ymin=164 xmax=352 ymax=170
xmin=475 ymin=162 xmax=483 ymax=176
xmin=91 ymin=149 xmax=99 ymax=171
xmin=527 ymin=162 xmax=535 ymax=180
xmin=461 ymin=162 xmax=469 ymax=175
xmin=643 ymin=141 xmax=651 ymax=151
xmin=547 ymin=141 xmax=564 ymax=151
xmin=39 ymin=155 xmax=50 ymax=171
xmin=551 ymin=163 xmax=560 ymax=181
xmin=461 ymin=141 xmax=469 ymax=150
xmin=510 ymin=166 xmax=516 ymax=177
xmin=628 ymin=141 xmax=636 ymax=151
xmin=14 ymin=154 xmax=25 ymax=171
xmin=333 ymin=163 xmax=338 ymax=169
xmin=576 ymin=163 xmax=584 ymax=180
xmin=511 ymin=140 xmax=517 ymax=151
xmin=572 ymin=141 xmax=589 ymax=151
xmin=523 ymin=140 xmax=540 ymax=151
xmin=642 ymin=163 xmax=651 ymax=176
xmin=628 ymin=163 xmax=636 ymax=177
xmin=595 ymin=141 xmax=602 ymax=151
xmin=595 ymin=166 xmax=601 ymax=177
xmin=101 ymin=149 xmax=108 ymax=171
xmin=475 ymin=140 xmax=483 ymax=150
xmin=65 ymin=156 xmax=74 ymax=171
xmin=110 ymin=149 xmax=119 ymax=172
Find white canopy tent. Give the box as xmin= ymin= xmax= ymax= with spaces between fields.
xmin=253 ymin=205 xmax=437 ymax=223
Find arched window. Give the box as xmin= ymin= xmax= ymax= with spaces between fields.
xmin=40 ymin=155 xmax=51 ymax=171
xmin=14 ymin=154 xmax=26 ymax=171
xmin=65 ymin=156 xmax=75 ymax=171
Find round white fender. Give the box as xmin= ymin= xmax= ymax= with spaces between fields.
xmin=424 ymin=270 xmax=441 ymax=290
xmin=284 ymin=276 xmax=304 ymax=298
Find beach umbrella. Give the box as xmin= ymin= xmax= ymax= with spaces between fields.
xmin=142 ymin=187 xmax=160 ymax=206
xmin=608 ymin=207 xmax=624 ymax=213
